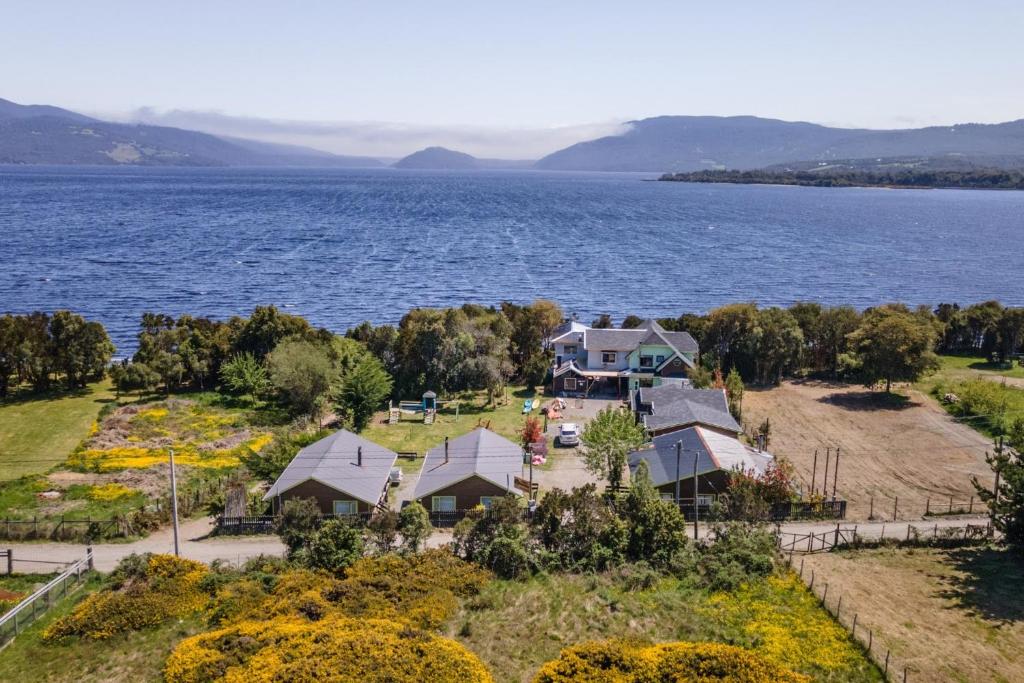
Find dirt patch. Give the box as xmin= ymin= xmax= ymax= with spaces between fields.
xmin=46 ymin=467 xmax=170 ymax=499
xmin=801 ymin=548 xmax=1024 ymax=682
xmin=743 ymin=380 xmax=993 ymax=519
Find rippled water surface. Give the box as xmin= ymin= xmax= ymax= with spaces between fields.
xmin=2 ymin=166 xmax=1023 ymax=352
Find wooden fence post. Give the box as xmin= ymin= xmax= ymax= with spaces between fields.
xmin=893 ymin=497 xmax=898 ymax=521
xmin=925 ymin=497 xmax=929 ymax=515
xmin=852 ymin=612 xmax=857 ymax=635
xmin=868 ymin=628 xmax=872 ymax=652
xmin=885 ymin=650 xmax=890 ymax=674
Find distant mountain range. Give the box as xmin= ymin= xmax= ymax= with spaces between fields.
xmin=393 ymin=146 xmax=533 ymax=170
xmin=534 ymin=115 xmax=1024 ymax=172
xmin=4 ymin=97 xmax=1024 ymax=173
xmin=0 ymin=98 xmax=383 ymax=167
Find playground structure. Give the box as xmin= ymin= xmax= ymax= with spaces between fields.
xmin=389 ymin=390 xmax=458 ymax=425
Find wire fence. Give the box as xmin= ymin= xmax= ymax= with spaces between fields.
xmin=0 ymin=548 xmax=93 ymax=647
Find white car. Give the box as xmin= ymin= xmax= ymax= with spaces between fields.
xmin=558 ymin=423 xmax=580 ymax=447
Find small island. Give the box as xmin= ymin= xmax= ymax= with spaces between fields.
xmin=658 ymin=167 xmax=1024 ymax=190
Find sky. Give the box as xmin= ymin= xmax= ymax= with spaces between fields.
xmin=2 ymin=1 xmax=1022 ymax=158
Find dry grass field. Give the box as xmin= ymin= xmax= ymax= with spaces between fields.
xmin=743 ymin=380 xmax=994 ymax=519
xmin=801 ymin=547 xmax=1024 ymax=683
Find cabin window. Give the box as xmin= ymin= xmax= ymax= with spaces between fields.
xmin=655 ymin=355 xmax=665 ymax=364
xmin=333 ymin=500 xmax=358 ymax=516
xmin=659 ymin=492 xmax=674 ymax=502
xmin=432 ymin=495 xmax=456 ymax=512
xmin=564 ymin=344 xmax=577 ymax=355
xmin=601 ymin=351 xmax=617 ymax=364
xmin=639 ymin=355 xmax=653 ymax=368
xmin=696 ymin=494 xmax=715 ymax=506
xmin=564 ymin=377 xmax=577 ymax=390
xmin=480 ymin=496 xmax=495 ymax=509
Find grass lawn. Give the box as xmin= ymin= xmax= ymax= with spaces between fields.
xmin=450 ymin=571 xmax=882 ymax=683
xmin=937 ymin=352 xmax=1024 ymax=380
xmin=363 ymin=385 xmax=550 ymax=474
xmin=802 ymin=546 xmax=1024 ymax=683
xmin=0 ymin=575 xmax=204 ymax=683
xmin=0 ymin=380 xmax=117 ymax=481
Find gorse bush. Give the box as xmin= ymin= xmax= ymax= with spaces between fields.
xmin=531 ymin=639 xmax=809 ymax=682
xmin=698 ymin=524 xmax=777 ymax=591
xmin=44 ymin=554 xmax=207 ymax=640
xmin=164 ymin=615 xmax=494 ymax=683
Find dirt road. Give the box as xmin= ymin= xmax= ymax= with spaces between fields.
xmin=744 ymin=381 xmax=994 ymax=519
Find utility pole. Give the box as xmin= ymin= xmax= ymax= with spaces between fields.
xmin=527 ymin=444 xmax=534 ymax=503
xmin=822 ymin=447 xmax=831 ymax=498
xmin=693 ymin=450 xmax=700 ymax=541
xmin=169 ymin=448 xmax=180 ymax=557
xmin=674 ymin=440 xmax=682 ymax=508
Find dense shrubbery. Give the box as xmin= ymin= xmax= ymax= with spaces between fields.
xmin=164 ymin=615 xmax=494 ymax=683
xmin=532 ymin=639 xmax=808 ymax=682
xmin=43 ymin=554 xmax=207 ymax=640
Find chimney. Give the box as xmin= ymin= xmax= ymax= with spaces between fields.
xmin=444 ymin=436 xmax=449 ymax=464
xmin=357 ymin=446 xmax=363 ymax=467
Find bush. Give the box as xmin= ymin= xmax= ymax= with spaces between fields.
xmin=532 ymin=639 xmax=808 ymax=682
xmin=44 ymin=554 xmax=207 ymax=640
xmin=274 ymin=497 xmax=321 ymax=557
xmin=306 ymin=518 xmax=365 ymax=573
xmin=398 ymin=501 xmax=432 ymax=552
xmin=164 ymin=615 xmax=494 ymax=683
xmin=698 ymin=524 xmax=777 ymax=591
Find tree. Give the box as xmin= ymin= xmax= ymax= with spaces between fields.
xmin=337 ymin=354 xmax=394 ymax=431
xmin=997 ymin=308 xmax=1024 ymax=358
xmin=274 ymin=497 xmax=321 ymax=558
xmin=845 ymin=304 xmax=940 ymax=392
xmin=591 ymin=314 xmax=613 ymax=329
xmin=109 ymin=361 xmax=159 ymax=398
xmin=306 ymin=518 xmax=365 ymax=573
xmin=725 ymin=368 xmax=744 ymax=422
xmin=817 ymin=306 xmax=861 ymax=377
xmin=267 ymin=338 xmax=335 ymax=421
xmin=220 ymin=352 xmax=270 ymax=405
xmin=620 ymin=461 xmax=691 ymax=570
xmin=366 ymin=510 xmax=400 ymax=554
xmin=579 ymin=406 xmax=647 ymax=490
xmin=749 ymin=307 xmax=803 ymax=384
xmin=621 ymin=315 xmax=644 ymax=329
xmin=48 ymin=311 xmax=115 ymax=388
xmin=703 ymin=303 xmax=758 ymax=377
xmin=530 ymin=485 xmax=627 ymax=571
xmin=232 ymin=305 xmax=322 ymax=359
xmin=973 ymin=438 xmax=1024 ymax=550
xmin=520 ymin=416 xmax=543 ymax=450
xmin=397 ymin=501 xmax=433 ymax=552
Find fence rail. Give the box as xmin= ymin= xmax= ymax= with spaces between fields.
xmin=0 ymin=548 xmax=93 ymax=648
xmin=215 ymin=511 xmax=379 ymax=535
xmin=777 ymin=521 xmax=995 ymax=555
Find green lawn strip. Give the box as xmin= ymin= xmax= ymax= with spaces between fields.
xmin=451 ymin=572 xmax=882 ymax=683
xmin=0 ymin=575 xmax=204 ymax=683
xmin=0 ymin=476 xmax=149 ymax=521
xmin=0 ymin=381 xmax=117 ymax=481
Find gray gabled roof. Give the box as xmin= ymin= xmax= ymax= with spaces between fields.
xmin=628 ymin=426 xmax=772 ymax=489
xmin=263 ymin=430 xmax=397 ymax=505
xmin=414 ymin=428 xmax=523 ymax=500
xmin=637 ymin=385 xmax=740 ymax=434
xmin=582 ymin=320 xmax=697 ymax=368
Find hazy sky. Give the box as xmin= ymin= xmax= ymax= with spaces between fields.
xmin=3 ymin=1 xmax=1022 ymax=157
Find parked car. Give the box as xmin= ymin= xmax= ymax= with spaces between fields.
xmin=389 ymin=467 xmax=403 ymax=485
xmin=558 ymin=423 xmax=580 ymax=446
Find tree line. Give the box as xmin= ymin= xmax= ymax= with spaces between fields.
xmin=659 ymin=168 xmax=1024 ymax=190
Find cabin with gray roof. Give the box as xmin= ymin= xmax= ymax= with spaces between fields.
xmin=627 ymin=426 xmax=773 ymax=507
xmin=413 ymin=428 xmax=523 ymax=518
xmin=550 ymin=318 xmax=698 ymax=398
xmin=631 ymin=384 xmax=740 ymax=437
xmin=263 ymin=430 xmax=397 ymax=516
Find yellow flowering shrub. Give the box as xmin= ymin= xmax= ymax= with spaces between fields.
xmin=163 ymin=615 xmax=494 ymax=683
xmin=87 ymin=482 xmax=136 ymax=501
xmin=43 ymin=554 xmax=208 ymax=640
xmin=532 ymin=640 xmax=808 ymax=683
xmin=702 ymin=573 xmax=860 ymax=673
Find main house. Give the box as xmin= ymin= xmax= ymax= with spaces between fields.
xmin=549 ymin=319 xmax=698 ymax=397
xmin=413 ymin=428 xmax=523 ymax=516
xmin=263 ymin=430 xmax=397 ymax=516
xmin=627 ymin=426 xmax=773 ymax=507
xmin=631 ymin=383 xmax=740 ymax=437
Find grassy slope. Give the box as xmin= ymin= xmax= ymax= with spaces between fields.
xmin=363 ymin=386 xmax=547 ymax=473
xmin=450 ymin=572 xmax=882 ymax=683
xmin=0 ymin=381 xmax=116 ymax=481
xmin=0 ymin=576 xmax=204 ymax=683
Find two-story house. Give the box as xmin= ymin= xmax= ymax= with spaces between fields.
xmin=549 ymin=319 xmax=698 ymax=397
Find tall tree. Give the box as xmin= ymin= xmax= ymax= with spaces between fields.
xmin=750 ymin=307 xmax=803 ymax=384
xmin=220 ymin=352 xmax=270 ymax=405
xmin=973 ymin=438 xmax=1024 ymax=550
xmin=337 ymin=354 xmax=394 ymax=431
xmin=267 ymin=338 xmax=336 ymax=421
xmin=817 ymin=306 xmax=861 ymax=377
xmin=845 ymin=304 xmax=940 ymax=392
xmin=591 ymin=314 xmax=613 ymax=329
xmin=579 ymin=406 xmax=647 ymax=490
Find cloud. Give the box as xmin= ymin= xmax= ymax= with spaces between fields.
xmin=102 ymin=108 xmax=631 ymax=160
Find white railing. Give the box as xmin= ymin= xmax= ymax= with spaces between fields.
xmin=0 ymin=548 xmax=93 ymax=647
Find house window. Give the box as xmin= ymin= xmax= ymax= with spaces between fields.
xmin=601 ymin=351 xmax=617 ymax=364
xmin=639 ymin=355 xmax=654 ymax=368
xmin=432 ymin=495 xmax=456 ymax=512
xmin=333 ymin=500 xmax=358 ymax=516
xmin=659 ymin=492 xmax=674 ymax=502
xmin=655 ymin=355 xmax=665 ymax=365
xmin=696 ymin=494 xmax=715 ymax=506
xmin=564 ymin=345 xmax=577 ymax=355
xmin=480 ymin=496 xmax=495 ymax=509
xmin=564 ymin=377 xmax=577 ymax=390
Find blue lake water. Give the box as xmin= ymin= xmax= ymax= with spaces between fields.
xmin=1 ymin=165 xmax=1023 ymax=353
